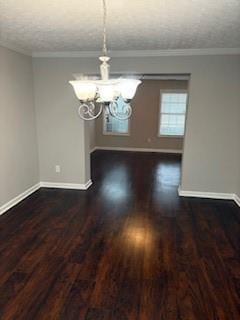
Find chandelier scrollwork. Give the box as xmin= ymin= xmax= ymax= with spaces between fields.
xmin=108 ymin=101 xmax=132 ymax=120
xmin=78 ymin=102 xmax=103 ymax=121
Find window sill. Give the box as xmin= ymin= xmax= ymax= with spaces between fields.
xmin=103 ymin=132 xmax=130 ymax=137
xmin=158 ymin=134 xmax=184 ymax=138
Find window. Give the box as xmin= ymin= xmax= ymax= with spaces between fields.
xmin=159 ymin=91 xmax=188 ymax=136
xmin=103 ymin=96 xmax=129 ymax=135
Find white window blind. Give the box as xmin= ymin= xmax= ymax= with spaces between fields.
xmin=159 ymin=92 xmax=188 ymax=136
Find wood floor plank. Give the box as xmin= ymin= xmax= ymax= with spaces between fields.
xmin=0 ymin=150 xmax=239 ymax=319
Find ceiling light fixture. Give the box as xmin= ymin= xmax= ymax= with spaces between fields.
xmin=69 ymin=0 xmax=141 ymax=120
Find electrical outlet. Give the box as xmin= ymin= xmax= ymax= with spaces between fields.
xmin=55 ymin=165 xmax=61 ymax=173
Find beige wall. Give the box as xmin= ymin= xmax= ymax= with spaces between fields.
xmin=33 ymin=58 xmax=90 ymax=185
xmin=95 ymin=79 xmax=188 ymax=150
xmin=0 ymin=46 xmax=39 ymax=207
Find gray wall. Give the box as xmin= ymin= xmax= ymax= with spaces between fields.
xmin=33 ymin=58 xmax=90 ymax=185
xmin=238 ymin=170 xmax=240 ymax=199
xmin=1 ymin=48 xmax=238 ymax=207
xmin=33 ymin=54 xmax=240 ymax=195
xmin=236 ymin=137 xmax=240 ymax=200
xmin=237 ymin=119 xmax=240 ymax=199
xmin=89 ymin=120 xmax=96 ymax=151
xmin=95 ymin=80 xmax=188 ymax=151
xmin=0 ymin=46 xmax=39 ymax=207
xmin=181 ymin=56 xmax=240 ymax=194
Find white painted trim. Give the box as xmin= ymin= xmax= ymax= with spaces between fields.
xmin=142 ymin=75 xmax=190 ymax=80
xmin=32 ymin=48 xmax=240 ymax=58
xmin=0 ymin=180 xmax=92 ymax=215
xmin=74 ymin=73 xmax=190 ymax=80
xmin=102 ymin=132 xmax=130 ymax=136
xmin=90 ymin=147 xmax=98 ymax=153
xmin=40 ymin=180 xmax=92 ymax=190
xmin=73 ymin=72 xmax=190 ymax=80
xmin=233 ymin=194 xmax=240 ymax=207
xmin=0 ymin=183 xmax=41 ymax=215
xmin=1 ymin=42 xmax=239 ymax=58
xmin=91 ymin=146 xmax=182 ymax=154
xmin=178 ymin=188 xmax=234 ymax=200
xmin=178 ymin=187 xmax=240 ymax=207
xmin=0 ymin=180 xmax=238 ymax=217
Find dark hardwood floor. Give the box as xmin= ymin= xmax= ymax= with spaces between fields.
xmin=0 ymin=150 xmax=240 ymax=320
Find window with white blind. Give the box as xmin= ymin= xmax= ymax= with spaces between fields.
xmin=103 ymin=96 xmax=129 ymax=135
xmin=159 ymin=91 xmax=188 ymax=136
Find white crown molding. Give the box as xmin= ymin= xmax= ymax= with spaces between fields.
xmin=0 ymin=40 xmax=32 ymax=56
xmin=0 ymin=183 xmax=41 ymax=215
xmin=90 ymin=146 xmax=183 ymax=154
xmin=74 ymin=72 xmax=190 ymax=80
xmin=32 ymin=48 xmax=240 ymax=58
xmin=40 ymin=180 xmax=92 ymax=190
xmin=33 ymin=50 xmax=102 ymax=58
xmin=141 ymin=75 xmax=190 ymax=80
xmin=1 ymin=41 xmax=239 ymax=58
xmin=178 ymin=187 xmax=240 ymax=207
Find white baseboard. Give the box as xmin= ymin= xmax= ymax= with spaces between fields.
xmin=40 ymin=179 xmax=92 ymax=190
xmin=90 ymin=146 xmax=98 ymax=153
xmin=91 ymin=146 xmax=182 ymax=154
xmin=178 ymin=188 xmax=234 ymax=200
xmin=1 ymin=180 xmax=238 ymax=217
xmin=178 ymin=187 xmax=240 ymax=207
xmin=233 ymin=194 xmax=240 ymax=207
xmin=0 ymin=183 xmax=41 ymax=215
xmin=0 ymin=180 xmax=93 ymax=216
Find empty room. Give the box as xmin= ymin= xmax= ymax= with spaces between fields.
xmin=0 ymin=1 xmax=240 ymax=319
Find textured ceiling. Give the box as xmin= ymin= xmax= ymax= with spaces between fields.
xmin=0 ymin=0 xmax=240 ymax=53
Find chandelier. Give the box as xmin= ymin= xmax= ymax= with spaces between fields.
xmin=69 ymin=0 xmax=141 ymax=120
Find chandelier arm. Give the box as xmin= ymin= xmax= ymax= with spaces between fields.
xmin=86 ymin=102 xmax=103 ymax=118
xmin=109 ymin=101 xmax=132 ymax=120
xmin=106 ymin=103 xmax=115 ymax=117
xmin=78 ymin=102 xmax=103 ymax=120
xmin=87 ymin=101 xmax=98 ymax=116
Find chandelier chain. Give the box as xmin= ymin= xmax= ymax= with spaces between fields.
xmin=102 ymin=0 xmax=107 ymax=56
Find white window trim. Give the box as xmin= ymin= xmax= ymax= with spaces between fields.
xmin=158 ymin=89 xmax=188 ymax=138
xmin=102 ymin=109 xmax=131 ymax=136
